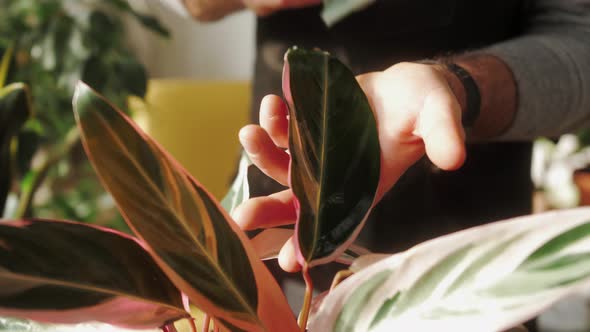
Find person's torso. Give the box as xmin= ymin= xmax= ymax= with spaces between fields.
xmin=251 ymin=0 xmax=534 ymax=252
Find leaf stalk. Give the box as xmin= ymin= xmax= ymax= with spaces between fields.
xmin=299 ymin=265 xmax=314 ymax=331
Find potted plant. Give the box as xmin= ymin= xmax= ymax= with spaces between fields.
xmin=1 ymin=47 xmax=590 ymax=332
xmin=0 ymin=0 xmax=167 ymax=229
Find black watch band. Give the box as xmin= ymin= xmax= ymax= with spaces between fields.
xmin=445 ymin=63 xmax=481 ymax=128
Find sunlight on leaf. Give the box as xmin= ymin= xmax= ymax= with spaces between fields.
xmin=73 ymin=82 xmax=298 ymax=332
xmin=310 ymin=208 xmax=590 ymax=332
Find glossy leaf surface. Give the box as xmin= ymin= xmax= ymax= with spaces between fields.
xmin=310 ymin=208 xmax=590 ymax=332
xmin=0 ymin=219 xmax=186 ymax=329
xmin=283 ymin=47 xmax=380 ymax=267
xmin=73 ymin=83 xmax=297 ymax=332
xmin=0 ymin=83 xmax=32 ymax=215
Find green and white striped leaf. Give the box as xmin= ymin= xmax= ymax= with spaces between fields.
xmin=321 ymin=0 xmax=375 ymax=27
xmin=0 ymin=317 xmax=158 ymax=332
xmin=221 ymin=151 xmax=252 ymax=216
xmin=310 ymin=208 xmax=590 ymax=332
xmin=73 ymin=82 xmax=297 ymax=332
xmin=283 ymin=47 xmax=380 ymax=269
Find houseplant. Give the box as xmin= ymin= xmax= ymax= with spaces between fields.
xmin=1 ymin=47 xmax=590 ymax=332
xmin=0 ymin=0 xmax=167 ymax=228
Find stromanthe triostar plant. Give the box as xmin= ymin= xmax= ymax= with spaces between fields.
xmin=1 ymin=48 xmax=590 ymax=332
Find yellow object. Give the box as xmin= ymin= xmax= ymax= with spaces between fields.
xmin=131 ymin=80 xmax=251 ymax=199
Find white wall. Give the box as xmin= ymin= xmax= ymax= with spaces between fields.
xmin=126 ymin=1 xmax=256 ymax=81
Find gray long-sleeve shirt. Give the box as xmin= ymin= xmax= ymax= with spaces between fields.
xmin=489 ymin=0 xmax=590 ymax=140
xmin=161 ymin=0 xmax=590 ymax=141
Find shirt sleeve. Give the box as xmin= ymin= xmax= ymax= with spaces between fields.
xmin=157 ymin=0 xmax=191 ymax=17
xmin=484 ymin=0 xmax=590 ymax=140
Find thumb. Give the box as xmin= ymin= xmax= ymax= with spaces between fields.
xmin=414 ymin=86 xmax=466 ymax=171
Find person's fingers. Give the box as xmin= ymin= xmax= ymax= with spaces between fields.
xmin=259 ymin=95 xmax=289 ymax=148
xmin=281 ymin=0 xmax=322 ymax=9
xmin=232 ymin=189 xmax=296 ymax=230
xmin=239 ymin=125 xmax=290 ymax=186
xmin=249 ymin=0 xmax=321 ymax=15
xmin=254 ymin=0 xmax=321 ymax=9
xmin=414 ymin=86 xmax=466 ymax=171
xmin=278 ymin=236 xmax=301 ymax=272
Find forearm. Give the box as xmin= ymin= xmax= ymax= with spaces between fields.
xmin=446 ymin=0 xmax=590 ymax=141
xmin=182 ymin=0 xmax=244 ymax=21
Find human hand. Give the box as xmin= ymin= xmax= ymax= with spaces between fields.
xmin=184 ymin=0 xmax=320 ymax=21
xmin=235 ymin=62 xmax=467 ymax=272
xmin=242 ymin=0 xmax=322 ymax=16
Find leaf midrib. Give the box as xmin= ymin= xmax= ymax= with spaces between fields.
xmin=308 ymin=54 xmax=330 ymax=263
xmin=91 ymin=112 xmax=262 ymax=327
xmin=0 ymin=270 xmax=184 ymax=312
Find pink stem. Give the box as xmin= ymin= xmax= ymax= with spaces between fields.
xmin=298 ymin=265 xmax=314 ymax=331
xmin=201 ymin=314 xmax=211 ymax=332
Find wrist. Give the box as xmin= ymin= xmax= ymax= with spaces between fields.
xmin=427 ymin=55 xmax=517 ymax=140
xmin=432 ymin=64 xmax=469 ymax=123
xmin=450 ymin=54 xmax=518 ymax=140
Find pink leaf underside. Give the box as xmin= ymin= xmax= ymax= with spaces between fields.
xmin=0 ymin=220 xmax=187 ymax=329
xmin=0 ymin=297 xmax=182 ymax=330
xmin=74 ymin=83 xmax=298 ymax=332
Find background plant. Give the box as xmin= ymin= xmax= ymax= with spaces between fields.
xmin=0 ymin=0 xmax=168 ymax=229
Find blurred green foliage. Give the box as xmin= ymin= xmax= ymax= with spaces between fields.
xmin=0 ymin=0 xmax=168 ymax=230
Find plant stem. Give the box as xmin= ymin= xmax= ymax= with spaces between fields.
xmin=0 ymin=44 xmax=13 ymax=88
xmin=298 ymin=265 xmax=314 ymax=331
xmin=201 ymin=315 xmax=209 ymax=332
xmin=13 ymin=126 xmax=79 ymax=218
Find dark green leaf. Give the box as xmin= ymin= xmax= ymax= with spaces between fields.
xmin=284 ymin=47 xmax=380 ymax=266
xmin=0 ymin=83 xmax=32 ymax=215
xmin=0 ymin=219 xmax=186 ymax=328
xmin=73 ymin=82 xmax=297 ymax=332
xmin=132 ymin=13 xmax=170 ymax=38
xmin=103 ymin=0 xmax=170 ymax=37
xmin=113 ymin=56 xmax=147 ymax=97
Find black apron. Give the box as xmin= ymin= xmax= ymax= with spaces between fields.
xmin=249 ymin=0 xmax=534 ymax=302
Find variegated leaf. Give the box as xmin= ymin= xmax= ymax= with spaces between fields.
xmin=283 ymin=47 xmax=380 ymax=268
xmin=73 ymin=82 xmax=297 ymax=332
xmin=310 ymin=208 xmax=590 ymax=332
xmin=0 ymin=219 xmax=186 ymax=329
xmin=321 ymin=0 xmax=376 ymax=27
xmin=221 ymin=151 xmax=252 ymax=217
